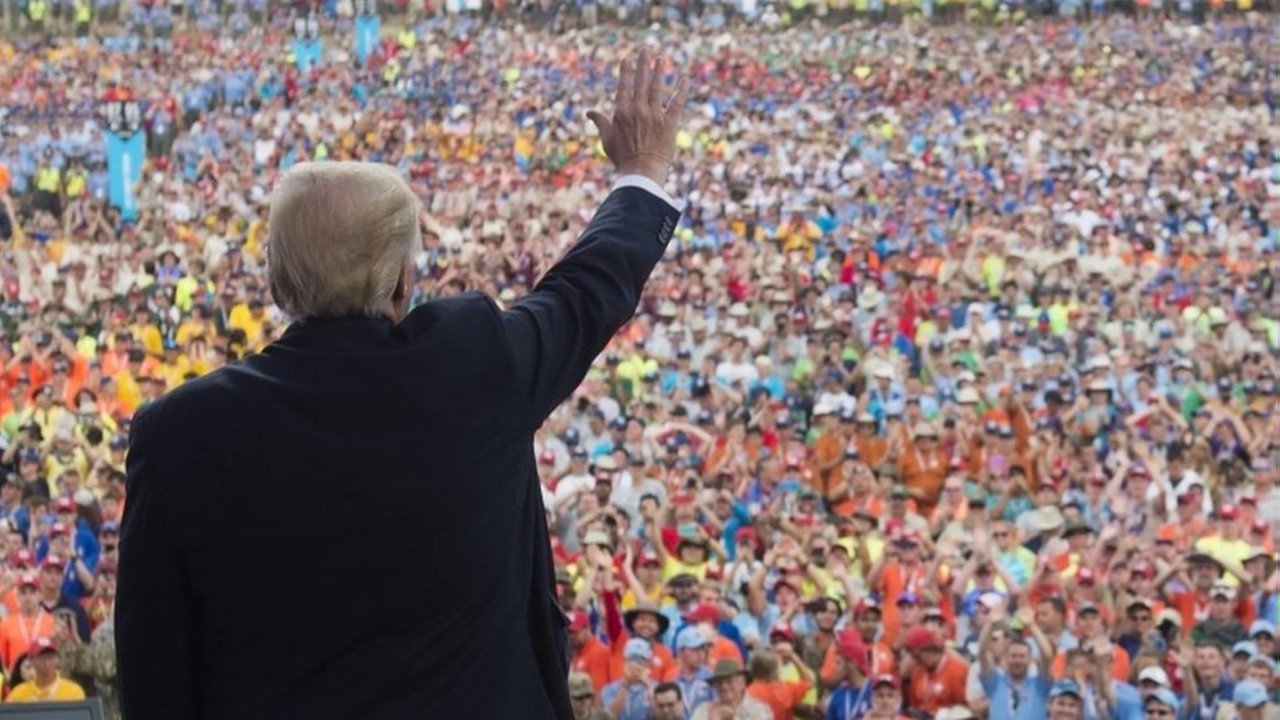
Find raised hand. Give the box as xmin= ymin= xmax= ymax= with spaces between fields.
xmin=587 ymin=49 xmax=689 ymax=187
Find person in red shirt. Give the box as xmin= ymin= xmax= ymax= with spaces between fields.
xmin=568 ymin=610 xmax=612 ymax=692
xmin=902 ymin=626 xmax=969 ymax=715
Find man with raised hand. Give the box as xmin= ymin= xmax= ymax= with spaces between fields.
xmin=118 ymin=50 xmax=689 ymax=720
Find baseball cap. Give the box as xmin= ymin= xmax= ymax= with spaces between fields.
xmin=1138 ymin=666 xmax=1170 ymax=687
xmin=567 ymin=610 xmax=590 ymax=633
xmin=684 ymin=603 xmax=721 ymax=625
xmin=15 ymin=571 xmax=37 ymax=590
xmin=897 ymin=592 xmax=921 ymax=607
xmin=28 ymin=637 xmax=57 ymax=655
xmin=853 ymin=599 xmax=882 ymax=617
xmin=53 ymin=497 xmax=75 ymax=513
xmin=1049 ymin=679 xmax=1083 ymax=700
xmin=768 ymin=624 xmax=796 ymax=643
xmin=1249 ymin=620 xmax=1276 ymax=639
xmin=1232 ymin=641 xmax=1259 ymax=659
xmin=41 ymin=554 xmax=66 ymax=571
xmin=567 ymin=672 xmax=594 ymax=699
xmin=623 ymin=638 xmax=652 ymax=662
xmin=903 ymin=626 xmax=940 ymax=653
xmin=1211 ymin=581 xmax=1237 ymax=600
xmin=1144 ymin=688 xmax=1180 ymax=711
xmin=1233 ymin=679 xmax=1268 ymax=707
xmin=871 ymin=674 xmax=900 ymax=690
xmin=677 ymin=630 xmax=710 ymax=651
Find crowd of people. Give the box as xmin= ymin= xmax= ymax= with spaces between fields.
xmin=0 ymin=0 xmax=1277 ymax=717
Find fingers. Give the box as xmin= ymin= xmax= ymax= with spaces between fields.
xmin=665 ymin=75 xmax=690 ymax=120
xmin=647 ymin=54 xmax=666 ymax=109
xmin=633 ymin=48 xmax=650 ymax=111
xmin=586 ymin=110 xmax=611 ymax=137
xmin=616 ymin=57 xmax=633 ymax=110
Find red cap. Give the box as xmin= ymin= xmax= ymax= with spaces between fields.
xmin=10 ymin=549 xmax=33 ymax=569
xmin=1131 ymin=562 xmax=1156 ymax=579
xmin=768 ymin=624 xmax=796 ymax=642
xmin=28 ymin=637 xmax=56 ymax=655
xmin=1177 ymin=493 xmax=1197 ymax=507
xmin=735 ymin=527 xmax=758 ymax=544
xmin=41 ymin=554 xmax=66 ymax=571
xmin=538 ymin=451 xmax=555 ymax=464
xmin=1219 ymin=505 xmax=1240 ymax=521
xmin=903 ymin=626 xmax=941 ymax=653
xmin=872 ymin=674 xmax=900 ymax=690
xmin=637 ymin=550 xmax=661 ymax=567
xmin=1076 ymin=567 xmax=1096 ymax=585
xmin=48 ymin=522 xmax=70 ymax=538
xmin=1251 ymin=519 xmax=1268 ymax=534
xmin=53 ymin=498 xmax=76 ymax=513
xmin=854 ymin=599 xmax=883 ymax=617
xmin=774 ymin=578 xmax=800 ymax=596
xmin=568 ymin=610 xmax=590 ymax=633
xmin=684 ymin=603 xmax=722 ymax=625
xmin=671 ymin=493 xmax=694 ymax=506
xmin=16 ymin=571 xmax=37 ymax=589
xmin=835 ymin=629 xmax=870 ymax=675
xmin=705 ymin=565 xmax=724 ymax=581
xmin=785 ymin=455 xmax=802 ymax=469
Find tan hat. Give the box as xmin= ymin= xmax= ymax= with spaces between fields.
xmin=913 ymin=423 xmax=939 ymax=439
xmin=567 ymin=672 xmax=594 ymax=698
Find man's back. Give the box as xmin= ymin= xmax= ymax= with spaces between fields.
xmin=117 ymin=182 xmax=683 ymax=720
xmin=122 ymin=296 xmax=566 ymax=718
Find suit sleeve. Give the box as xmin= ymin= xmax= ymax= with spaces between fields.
xmin=117 ymin=403 xmax=201 ymax=719
xmin=501 ymin=183 xmax=681 ymax=421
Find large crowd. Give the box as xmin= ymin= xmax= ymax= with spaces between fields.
xmin=0 ymin=0 xmax=1277 ymax=717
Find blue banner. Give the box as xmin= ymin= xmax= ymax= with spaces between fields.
xmin=354 ymin=14 xmax=380 ymax=65
xmin=292 ymin=38 xmax=323 ymax=72
xmin=105 ymin=131 xmax=145 ymax=222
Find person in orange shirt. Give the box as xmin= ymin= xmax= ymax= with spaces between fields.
xmin=568 ymin=610 xmax=612 ymax=692
xmin=903 ymin=626 xmax=969 ymax=715
xmin=745 ymin=647 xmax=813 ymax=720
xmin=0 ymin=573 xmax=54 ymax=672
xmin=821 ymin=600 xmax=896 ymax=687
xmin=867 ymin=531 xmax=933 ymax=647
xmin=609 ymin=602 xmax=675 ymax=681
xmin=682 ymin=603 xmax=742 ymax=666
xmin=852 ymin=413 xmax=890 ymax=470
xmin=899 ymin=423 xmax=948 ymax=513
xmin=810 ymin=411 xmax=848 ymax=505
xmin=1050 ymin=603 xmax=1131 ymax=682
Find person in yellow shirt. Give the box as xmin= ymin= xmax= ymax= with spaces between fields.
xmin=7 ymin=637 xmax=85 ymax=702
xmin=128 ymin=306 xmax=164 ymax=357
xmin=227 ymin=299 xmax=267 ymax=350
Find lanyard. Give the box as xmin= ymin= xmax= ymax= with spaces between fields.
xmin=16 ymin=612 xmax=41 ymax=649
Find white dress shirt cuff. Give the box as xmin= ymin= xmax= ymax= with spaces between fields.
xmin=612 ymin=174 xmax=684 ymax=213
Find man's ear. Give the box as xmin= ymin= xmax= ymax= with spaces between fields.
xmin=392 ymin=256 xmax=413 ymax=303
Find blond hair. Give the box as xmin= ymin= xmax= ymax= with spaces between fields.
xmin=267 ymin=162 xmax=419 ymax=319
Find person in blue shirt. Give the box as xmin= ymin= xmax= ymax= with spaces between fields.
xmin=978 ymin=606 xmax=1054 ymax=720
xmin=602 ymin=638 xmax=657 ymax=720
xmin=823 ymin=650 xmax=872 ymax=720
xmin=667 ymin=632 xmax=714 ymax=717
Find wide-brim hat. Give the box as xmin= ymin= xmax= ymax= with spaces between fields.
xmin=623 ymin=602 xmax=670 ymax=636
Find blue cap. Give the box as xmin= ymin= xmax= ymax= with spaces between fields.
xmin=623 ymin=638 xmax=652 ymax=662
xmin=1250 ymin=620 xmax=1276 ymax=639
xmin=1232 ymin=640 xmax=1259 ymax=659
xmin=1233 ymin=679 xmax=1268 ymax=708
xmin=896 ymin=592 xmax=921 ymax=607
xmin=676 ymin=631 xmax=709 ymax=652
xmin=1144 ymin=688 xmax=1180 ymax=711
xmin=1049 ymin=679 xmax=1082 ymax=700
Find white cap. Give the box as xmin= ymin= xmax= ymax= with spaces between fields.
xmin=1138 ymin=666 xmax=1170 ymax=687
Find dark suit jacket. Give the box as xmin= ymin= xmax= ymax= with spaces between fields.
xmin=117 ymin=186 xmax=681 ymax=719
